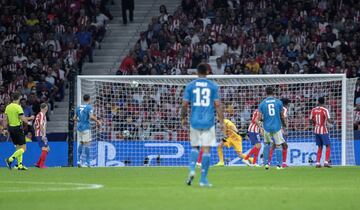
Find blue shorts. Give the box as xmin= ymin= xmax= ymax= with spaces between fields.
xmin=248 ymin=132 xmax=261 ymax=145
xmin=315 ymin=134 xmax=330 ymax=146
xmin=36 ymin=136 xmax=49 ymax=148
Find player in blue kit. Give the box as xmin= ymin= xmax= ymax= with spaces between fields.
xmin=74 ymin=94 xmax=101 ymax=167
xmin=181 ymin=63 xmax=225 ymax=187
xmin=256 ymin=87 xmax=287 ymax=170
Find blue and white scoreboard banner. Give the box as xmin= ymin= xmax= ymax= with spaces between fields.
xmin=88 ymin=139 xmax=341 ymax=167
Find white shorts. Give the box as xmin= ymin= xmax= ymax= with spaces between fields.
xmin=263 ymin=130 xmax=285 ymax=145
xmin=190 ymin=126 xmax=216 ymax=147
xmin=77 ymin=130 xmax=92 ymax=143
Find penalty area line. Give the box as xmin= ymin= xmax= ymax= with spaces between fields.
xmin=0 ymin=181 xmax=103 ymax=193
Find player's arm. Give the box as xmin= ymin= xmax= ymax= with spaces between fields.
xmin=215 ymin=100 xmax=225 ymax=134
xmin=255 ymin=112 xmax=262 ymax=128
xmin=180 ymin=100 xmax=189 ymax=127
xmin=255 ymin=112 xmax=264 ymax=135
xmin=309 ymin=111 xmax=314 ymax=127
xmin=3 ymin=113 xmax=8 ymax=132
xmin=90 ymin=114 xmax=101 ymax=126
xmin=325 ymin=109 xmax=334 ymax=127
xmin=280 ymin=109 xmax=287 ymax=129
xmin=41 ymin=116 xmax=46 ymax=139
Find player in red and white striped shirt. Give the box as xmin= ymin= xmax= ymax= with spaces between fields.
xmin=34 ymin=103 xmax=49 ymax=168
xmin=310 ymin=97 xmax=332 ymax=168
xmin=243 ymin=107 xmax=262 ymax=166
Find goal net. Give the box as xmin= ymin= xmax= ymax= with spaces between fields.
xmin=76 ymin=75 xmax=357 ymax=167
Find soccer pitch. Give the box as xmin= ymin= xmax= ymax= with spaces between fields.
xmin=0 ymin=167 xmax=359 ymax=210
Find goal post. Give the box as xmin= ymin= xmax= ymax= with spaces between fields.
xmin=76 ymin=74 xmax=357 ymax=167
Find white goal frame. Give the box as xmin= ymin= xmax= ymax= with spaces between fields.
xmin=77 ymin=74 xmax=354 ymax=166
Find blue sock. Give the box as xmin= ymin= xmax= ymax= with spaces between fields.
xmin=84 ymin=146 xmax=90 ymax=166
xmin=275 ymin=147 xmax=282 ymax=166
xmin=200 ymin=153 xmax=210 ymax=183
xmin=263 ymin=144 xmax=271 ymax=165
xmin=78 ymin=144 xmax=84 ymax=164
xmin=189 ymin=149 xmax=199 ymax=173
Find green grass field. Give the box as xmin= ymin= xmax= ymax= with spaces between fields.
xmin=0 ymin=167 xmax=359 ymax=210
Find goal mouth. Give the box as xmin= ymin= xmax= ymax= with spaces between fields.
xmin=76 ymin=74 xmax=357 ymax=167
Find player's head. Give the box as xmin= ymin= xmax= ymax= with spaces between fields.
xmin=197 ymin=63 xmax=208 ymax=76
xmin=318 ymin=97 xmax=325 ymax=105
xmin=281 ymin=98 xmax=290 ymax=107
xmin=40 ymin=103 xmax=48 ymax=112
xmin=11 ymin=91 xmax=21 ymax=102
xmin=83 ymin=94 xmax=91 ymax=102
xmin=265 ymin=86 xmax=274 ymax=96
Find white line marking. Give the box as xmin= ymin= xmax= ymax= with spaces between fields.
xmin=0 ymin=181 xmax=103 ymax=193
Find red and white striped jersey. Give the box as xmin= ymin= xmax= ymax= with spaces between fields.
xmin=34 ymin=112 xmax=47 ymax=136
xmin=310 ymin=106 xmax=330 ymax=134
xmin=248 ymin=109 xmax=260 ymax=133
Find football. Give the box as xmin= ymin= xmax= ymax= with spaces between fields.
xmin=122 ymin=130 xmax=130 ymax=137
xmin=130 ymin=80 xmax=139 ymax=88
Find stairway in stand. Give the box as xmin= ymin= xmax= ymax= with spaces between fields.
xmin=47 ymin=0 xmax=180 ymax=133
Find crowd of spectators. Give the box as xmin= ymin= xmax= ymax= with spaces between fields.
xmin=117 ymin=0 xmax=360 ymax=133
xmin=0 ymin=0 xmax=112 ymax=140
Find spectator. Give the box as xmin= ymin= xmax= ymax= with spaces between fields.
xmin=212 ymin=35 xmax=228 ymax=57
xmin=278 ymin=56 xmax=292 ymax=74
xmin=76 ymin=26 xmax=93 ymax=63
xmin=121 ymin=0 xmax=134 ymax=25
xmin=118 ymin=50 xmax=136 ymax=75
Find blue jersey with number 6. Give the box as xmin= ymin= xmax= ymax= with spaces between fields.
xmin=183 ymin=78 xmax=219 ymax=129
xmin=259 ymin=97 xmax=283 ymax=133
xmin=76 ymin=104 xmax=93 ymax=132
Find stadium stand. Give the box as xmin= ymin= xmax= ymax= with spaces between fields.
xmin=118 ymin=0 xmax=360 ymax=131
xmin=0 ymin=0 xmax=113 ymax=134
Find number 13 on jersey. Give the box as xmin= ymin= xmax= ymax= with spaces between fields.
xmin=193 ymin=87 xmax=210 ymax=107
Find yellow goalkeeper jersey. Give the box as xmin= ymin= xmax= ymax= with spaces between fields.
xmin=224 ymin=119 xmax=239 ymax=139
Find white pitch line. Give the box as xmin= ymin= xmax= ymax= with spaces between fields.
xmin=0 ymin=181 xmax=103 ymax=193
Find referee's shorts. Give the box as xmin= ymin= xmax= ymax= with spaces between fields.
xmin=8 ymin=126 xmax=26 ymax=145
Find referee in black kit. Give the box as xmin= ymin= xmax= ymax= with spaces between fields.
xmin=4 ymin=92 xmax=34 ymax=170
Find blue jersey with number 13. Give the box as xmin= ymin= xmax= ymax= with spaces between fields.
xmin=183 ymin=78 xmax=219 ymax=129
xmin=259 ymin=97 xmax=283 ymax=133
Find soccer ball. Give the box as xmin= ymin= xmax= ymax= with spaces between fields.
xmin=130 ymin=80 xmax=139 ymax=88
xmin=122 ymin=130 xmax=130 ymax=138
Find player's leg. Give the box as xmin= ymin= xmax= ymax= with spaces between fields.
xmin=77 ymin=131 xmax=85 ymax=167
xmin=84 ymin=142 xmax=91 ymax=167
xmin=199 ymin=126 xmax=216 ymax=187
xmin=187 ymin=127 xmax=200 ymax=186
xmin=15 ymin=144 xmax=27 ymax=170
xmin=12 ymin=128 xmax=27 ymax=170
xmin=214 ymin=141 xmax=225 ymax=166
xmin=281 ymin=142 xmax=288 ymax=167
xmin=253 ymin=143 xmax=261 ymax=166
xmin=315 ymin=134 xmax=323 ymax=168
xmin=38 ymin=137 xmax=49 ymax=168
xmin=273 ymin=131 xmax=285 ymax=169
xmin=268 ymin=143 xmax=275 ymax=165
xmin=244 ymin=132 xmax=261 ymax=166
xmin=262 ymin=131 xmax=272 ymax=169
xmin=196 ymin=148 xmax=203 ymax=166
xmin=35 ymin=136 xmax=43 ymax=167
xmin=231 ymin=136 xmax=252 ymax=166
xmin=322 ymin=134 xmax=331 ymax=168
xmin=5 ymin=128 xmax=25 ymax=169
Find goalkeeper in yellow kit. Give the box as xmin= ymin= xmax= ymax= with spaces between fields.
xmin=215 ymin=119 xmax=253 ymax=166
